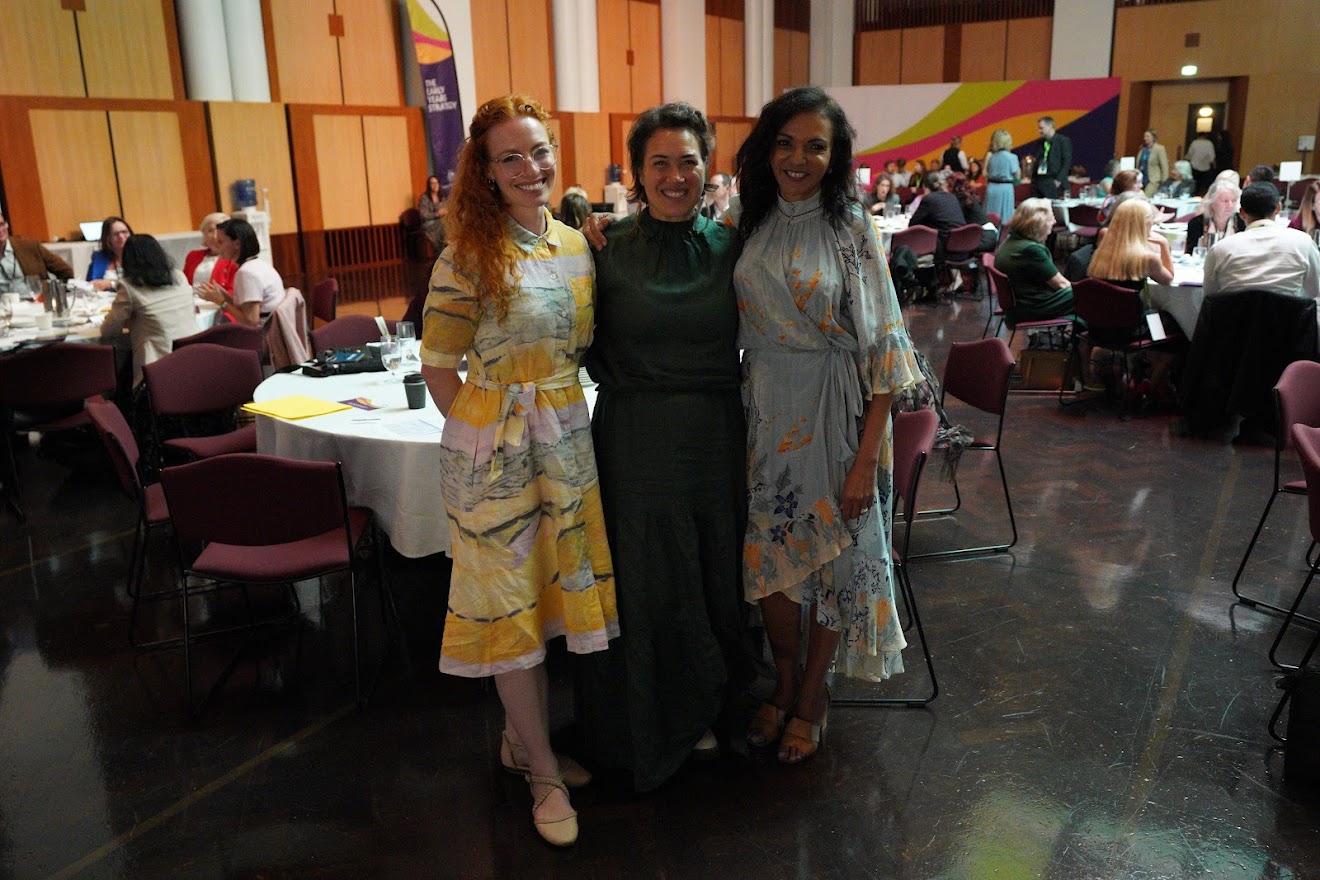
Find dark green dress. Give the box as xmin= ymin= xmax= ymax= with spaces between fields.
xmin=577 ymin=210 xmax=749 ymax=792
xmin=995 ymin=233 xmax=1075 ymax=321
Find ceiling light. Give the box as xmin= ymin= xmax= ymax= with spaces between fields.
xmin=1198 ymin=106 xmax=1214 ymax=117
xmin=1180 ymin=64 xmax=1198 ymax=76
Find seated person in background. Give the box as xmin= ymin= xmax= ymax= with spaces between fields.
xmin=892 ymin=158 xmax=910 ymax=187
xmin=1086 ymin=199 xmax=1177 ymax=395
xmin=182 ymin=212 xmax=237 ymax=293
xmin=946 ymin=172 xmax=999 ymax=252
xmin=1067 ymin=164 xmax=1091 ymax=187
xmin=994 ymin=198 xmax=1074 ymax=322
xmin=196 ymin=218 xmax=283 ymax=326
xmin=1203 ymin=182 xmax=1320 ymax=305
xmin=1096 ymin=159 xmax=1119 ymax=195
xmin=1096 ymin=190 xmax=1151 ymax=245
xmin=1157 ymin=161 xmax=1195 ymax=199
xmin=0 ymin=211 xmax=73 ymax=293
xmin=909 ymin=158 xmax=928 ymax=185
xmin=1243 ymin=164 xmax=1275 ymax=187
xmin=1098 ymin=170 xmax=1143 ymax=224
xmin=701 ymin=173 xmax=734 ymax=221
xmin=909 ymin=171 xmax=967 ymax=253
xmin=417 ymin=175 xmax=447 ymax=248
xmin=99 ymin=234 xmax=197 ymax=385
xmin=1289 ymin=179 xmax=1320 ymax=237
xmin=1215 ymin=168 xmax=1241 ymax=188
xmin=558 ymin=192 xmax=590 ymax=230
xmin=87 ymin=216 xmax=132 ymax=291
xmin=965 ymin=158 xmax=986 ymax=196
xmin=866 ymin=173 xmax=901 ymax=215
xmin=1185 ymin=180 xmax=1244 ymax=253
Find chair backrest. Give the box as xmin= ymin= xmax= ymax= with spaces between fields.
xmin=1068 ymin=204 xmax=1103 ymax=228
xmin=161 ymin=453 xmax=349 ymax=548
xmin=399 ymin=207 xmax=422 ymax=228
xmin=893 ymin=224 xmax=939 ymax=257
xmin=944 ymin=223 xmax=984 ymax=254
xmin=309 ymin=277 xmax=339 ymax=323
xmin=0 ymin=343 xmax=117 ymax=409
xmin=1013 ymin=183 xmax=1032 ymax=203
xmin=1292 ymin=423 xmax=1320 ymax=543
xmin=172 ymin=322 xmax=265 ymax=353
xmin=1275 ymin=360 xmax=1320 ymax=451
xmin=943 ymin=337 xmax=1015 ymax=416
xmin=981 ymin=251 xmax=995 ymax=270
xmin=310 ymin=315 xmax=386 ymax=353
xmin=86 ymin=397 xmax=142 ymax=497
xmin=892 ymin=409 xmax=938 ymax=559
xmin=895 ymin=186 xmax=913 ymax=205
xmin=986 ymin=264 xmax=1017 ymax=311
xmin=1071 ymin=277 xmax=1145 ymax=331
xmin=986 ymin=212 xmax=1001 ymax=228
xmin=142 ymin=343 xmax=263 ymax=416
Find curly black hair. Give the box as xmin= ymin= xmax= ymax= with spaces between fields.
xmin=735 ymin=86 xmax=858 ymax=240
xmin=626 ymin=102 xmax=716 ymax=206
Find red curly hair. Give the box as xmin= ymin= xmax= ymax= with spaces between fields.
xmin=442 ymin=94 xmax=556 ymax=321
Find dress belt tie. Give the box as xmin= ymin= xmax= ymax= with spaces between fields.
xmin=467 ymin=366 xmax=580 ymax=482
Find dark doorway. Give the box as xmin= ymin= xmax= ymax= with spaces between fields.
xmin=1186 ymin=101 xmax=1225 ymax=150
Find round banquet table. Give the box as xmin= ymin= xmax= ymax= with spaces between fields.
xmin=1146 ymin=256 xmax=1205 ymax=339
xmin=253 ymin=368 xmax=599 ymax=559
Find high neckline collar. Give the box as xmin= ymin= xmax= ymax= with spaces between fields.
xmin=776 ymin=190 xmax=823 ymax=219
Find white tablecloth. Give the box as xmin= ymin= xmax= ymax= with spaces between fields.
xmin=253 ymin=370 xmax=600 ymax=559
xmin=43 ymin=231 xmax=203 ymax=281
xmin=871 ymin=215 xmax=909 ymax=253
xmin=1 ymin=287 xmax=220 ymax=353
xmin=1147 ymin=258 xmax=1205 ymax=339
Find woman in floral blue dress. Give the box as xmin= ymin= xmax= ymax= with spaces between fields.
xmin=735 ymin=87 xmax=923 ymax=763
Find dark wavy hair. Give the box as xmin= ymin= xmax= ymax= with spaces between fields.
xmin=121 ymin=234 xmax=176 ymax=288
xmin=217 ymin=218 xmax=260 ymax=263
xmin=735 ymin=87 xmax=857 ymax=240
xmin=626 ymin=102 xmax=715 ymax=205
xmin=98 ymin=216 xmax=132 ymax=258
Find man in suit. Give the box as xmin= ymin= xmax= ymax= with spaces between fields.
xmin=0 ymin=212 xmax=74 ymax=293
xmin=1140 ymin=129 xmax=1170 ymax=197
xmin=1030 ymin=116 xmax=1072 ymax=199
xmin=702 ymin=173 xmax=734 ymax=222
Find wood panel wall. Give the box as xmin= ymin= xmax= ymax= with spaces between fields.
xmin=208 ymin=102 xmax=299 ymax=235
xmin=773 ymin=27 xmax=810 ymax=96
xmin=597 ymin=0 xmax=662 ymax=113
xmin=1113 ymin=0 xmax=1320 ymax=173
xmin=268 ymin=0 xmax=342 ymax=104
xmin=856 ymin=16 xmax=1050 ymax=84
xmin=0 ymin=0 xmax=180 ymax=100
xmin=706 ymin=14 xmax=746 ymax=117
xmin=899 ymin=26 xmax=944 ymax=84
xmin=959 ymin=20 xmax=1007 ymax=81
xmin=0 ymin=97 xmax=214 ymax=242
xmin=338 ymin=0 xmax=405 ymax=106
xmin=470 ymin=0 xmax=555 ymax=109
xmin=557 ymin=112 xmax=613 ymax=202
xmin=363 ymin=116 xmax=414 ymax=226
xmin=711 ymin=117 xmax=754 ymax=178
xmin=854 ymin=31 xmax=901 ymax=85
xmin=1003 ymin=17 xmax=1051 ymax=80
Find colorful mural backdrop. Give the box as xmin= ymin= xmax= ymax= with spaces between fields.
xmin=826 ymin=78 xmax=1120 ymax=181
xmin=406 ymin=0 xmax=465 ymax=194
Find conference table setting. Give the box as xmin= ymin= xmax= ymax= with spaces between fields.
xmin=0 ymin=282 xmax=221 ymax=355
xmin=250 ymin=362 xmax=599 ymax=559
xmin=871 ymin=212 xmax=910 ymax=252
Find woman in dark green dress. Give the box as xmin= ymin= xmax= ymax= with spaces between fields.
xmin=577 ymin=103 xmax=750 ymax=792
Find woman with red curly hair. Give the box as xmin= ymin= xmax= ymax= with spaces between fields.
xmin=419 ymin=94 xmax=618 ymax=848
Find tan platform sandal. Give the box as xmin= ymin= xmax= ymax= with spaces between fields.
xmin=778 ymin=704 xmax=829 ymax=764
xmin=746 ymin=702 xmax=787 ymax=747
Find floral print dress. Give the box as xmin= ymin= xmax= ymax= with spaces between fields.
xmin=736 ymin=193 xmax=922 ymax=681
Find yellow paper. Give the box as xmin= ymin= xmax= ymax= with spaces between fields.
xmin=242 ymin=396 xmax=352 ymax=420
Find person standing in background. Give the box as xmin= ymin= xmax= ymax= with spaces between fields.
xmin=1139 ymin=130 xmax=1169 ymax=197
xmin=1030 ymin=117 xmax=1071 ymax=199
xmin=941 ymin=136 xmax=968 ymax=173
xmin=1185 ymin=132 xmax=1217 ymax=196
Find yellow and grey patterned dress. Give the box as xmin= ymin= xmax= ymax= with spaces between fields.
xmin=420 ymin=210 xmax=618 ymax=677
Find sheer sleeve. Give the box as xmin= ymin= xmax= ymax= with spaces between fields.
xmin=420 ymin=248 xmax=480 ymax=369
xmin=838 ymin=206 xmax=922 ymax=400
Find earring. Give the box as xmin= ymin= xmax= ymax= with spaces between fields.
xmin=487 ymin=179 xmax=496 ymax=187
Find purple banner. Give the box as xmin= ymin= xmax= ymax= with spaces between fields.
xmin=407 ymin=0 xmax=464 ymax=194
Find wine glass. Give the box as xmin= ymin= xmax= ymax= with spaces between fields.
xmin=380 ymin=336 xmax=402 ymax=382
xmin=24 ymin=275 xmax=43 ymax=300
xmin=396 ymin=321 xmax=420 ymax=372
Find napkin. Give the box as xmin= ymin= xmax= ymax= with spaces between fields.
xmin=242 ymin=396 xmax=352 ymax=420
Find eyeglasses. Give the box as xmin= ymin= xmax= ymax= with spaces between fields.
xmin=491 ymin=145 xmax=556 ymax=177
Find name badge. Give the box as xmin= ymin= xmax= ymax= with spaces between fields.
xmin=1037 ymin=164 xmax=1048 ymax=175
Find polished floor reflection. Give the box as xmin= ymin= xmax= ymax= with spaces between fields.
xmin=3 ymin=294 xmax=1320 ymax=879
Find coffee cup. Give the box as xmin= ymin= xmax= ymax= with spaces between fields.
xmin=35 ymin=312 xmax=53 ymax=333
xmin=403 ymin=372 xmax=427 ymax=409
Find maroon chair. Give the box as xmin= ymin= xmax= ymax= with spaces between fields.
xmin=1231 ymin=360 xmax=1320 ymax=624
xmin=172 ymin=322 xmax=265 ymax=354
xmin=310 ymin=315 xmax=398 ymax=354
xmin=892 ymin=224 xmax=938 ymax=259
xmin=309 ymin=277 xmax=339 ymax=325
xmin=1013 ymin=183 xmax=1032 ymax=204
xmin=160 ymin=453 xmax=391 ymax=713
xmin=1067 ymin=204 xmax=1103 ymax=241
xmin=941 ymin=223 xmax=989 ymax=297
xmin=142 ymin=343 xmax=262 ymax=463
xmin=0 ymin=342 xmax=117 ymax=522
xmin=986 ymin=212 xmax=1001 ymax=228
xmin=980 ymin=253 xmax=1004 ymax=339
xmin=834 ymin=408 xmax=938 ymax=707
xmin=1268 ymin=423 xmax=1320 ymax=675
xmin=1061 ymin=278 xmax=1182 ymax=413
xmin=86 ymin=398 xmax=174 ymax=647
xmin=895 ymin=186 xmax=914 ymax=206
xmin=985 ymin=264 xmax=1072 ymax=346
xmin=911 ymin=337 xmax=1018 ymax=560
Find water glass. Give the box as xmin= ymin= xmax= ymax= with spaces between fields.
xmin=1192 ymin=245 xmax=1207 ymax=263
xmin=24 ymin=275 xmax=43 ymax=300
xmin=0 ymin=293 xmax=13 ymax=336
xmin=396 ymin=320 xmax=420 ymax=371
xmin=1311 ymin=228 xmax=1320 ymax=249
xmin=380 ymin=336 xmax=402 ymax=381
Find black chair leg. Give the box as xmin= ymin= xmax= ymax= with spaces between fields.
xmin=1269 ymin=564 xmax=1320 ymax=670
xmin=832 ymin=563 xmax=937 ymax=707
xmin=1231 ymin=492 xmax=1320 ymax=627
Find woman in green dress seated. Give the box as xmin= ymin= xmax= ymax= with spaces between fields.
xmin=577 ymin=103 xmax=752 ymax=791
xmin=994 ymin=198 xmax=1075 ymax=322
